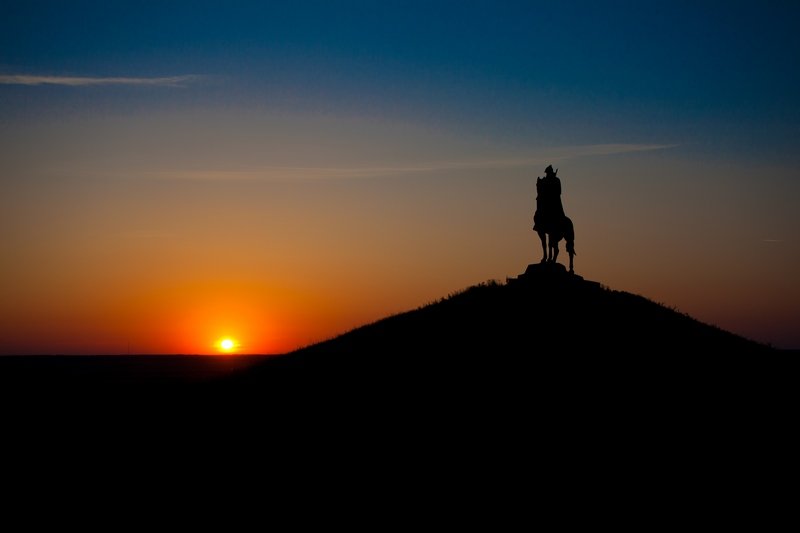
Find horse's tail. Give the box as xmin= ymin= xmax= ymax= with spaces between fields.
xmin=564 ymin=217 xmax=576 ymax=255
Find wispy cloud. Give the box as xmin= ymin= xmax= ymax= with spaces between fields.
xmin=548 ymin=143 xmax=678 ymax=159
xmin=141 ymin=143 xmax=677 ymax=181
xmin=418 ymin=143 xmax=679 ymax=172
xmin=762 ymin=239 xmax=783 ymax=243
xmin=0 ymin=74 xmax=202 ymax=87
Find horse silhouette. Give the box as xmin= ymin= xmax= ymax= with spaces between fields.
xmin=536 ymin=216 xmax=575 ymax=273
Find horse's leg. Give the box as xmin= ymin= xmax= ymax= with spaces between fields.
xmin=568 ymin=251 xmax=574 ymax=273
xmin=537 ymin=231 xmax=547 ymax=262
xmin=552 ymin=240 xmax=559 ymax=264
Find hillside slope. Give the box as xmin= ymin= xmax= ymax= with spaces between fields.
xmin=228 ymin=263 xmax=774 ymax=397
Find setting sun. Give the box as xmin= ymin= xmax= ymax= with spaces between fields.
xmin=218 ymin=338 xmax=238 ymax=353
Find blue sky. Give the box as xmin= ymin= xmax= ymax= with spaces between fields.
xmin=3 ymin=1 xmax=799 ymax=156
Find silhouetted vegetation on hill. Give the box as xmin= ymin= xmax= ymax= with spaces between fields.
xmin=227 ymin=264 xmax=776 ymax=400
xmin=258 ymin=265 xmax=767 ymax=358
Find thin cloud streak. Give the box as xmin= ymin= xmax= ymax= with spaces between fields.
xmin=144 ymin=143 xmax=678 ymax=181
xmin=0 ymin=74 xmax=203 ymax=87
xmin=549 ymin=143 xmax=679 ymax=159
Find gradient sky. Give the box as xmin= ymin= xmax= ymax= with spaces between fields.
xmin=1 ymin=0 xmax=798 ymax=353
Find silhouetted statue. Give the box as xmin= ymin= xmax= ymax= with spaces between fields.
xmin=533 ymin=165 xmax=576 ymax=272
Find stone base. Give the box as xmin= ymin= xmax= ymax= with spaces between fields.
xmin=506 ymin=262 xmax=605 ymax=291
xmin=521 ymin=261 xmax=583 ymax=281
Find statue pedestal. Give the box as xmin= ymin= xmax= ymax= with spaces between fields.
xmin=506 ymin=262 xmax=604 ymax=291
xmin=521 ymin=261 xmax=582 ymax=280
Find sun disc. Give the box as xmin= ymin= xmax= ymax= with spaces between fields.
xmin=219 ymin=338 xmax=236 ymax=352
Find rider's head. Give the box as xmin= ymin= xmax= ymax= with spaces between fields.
xmin=544 ymin=165 xmax=556 ymax=177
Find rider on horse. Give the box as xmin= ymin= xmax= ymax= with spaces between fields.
xmin=533 ymin=165 xmax=565 ymax=234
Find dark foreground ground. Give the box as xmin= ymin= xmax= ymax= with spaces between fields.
xmin=0 ymin=354 xmax=272 ymax=387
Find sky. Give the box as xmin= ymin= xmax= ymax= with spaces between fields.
xmin=1 ymin=0 xmax=798 ymax=353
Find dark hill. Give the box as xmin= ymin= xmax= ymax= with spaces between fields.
xmin=225 ymin=263 xmax=780 ymax=402
xmin=297 ymin=263 xmax=768 ymax=356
